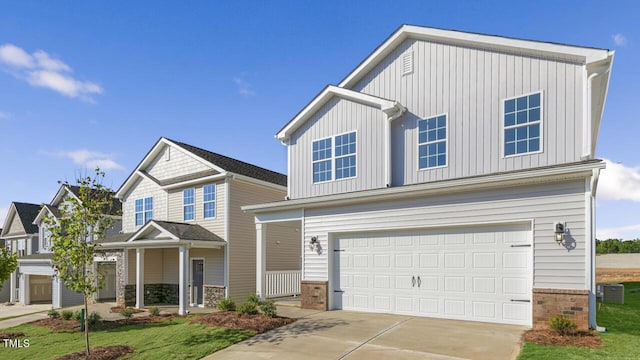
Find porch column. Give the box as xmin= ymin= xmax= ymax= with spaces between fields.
xmin=256 ymin=223 xmax=266 ymax=299
xmin=178 ymin=246 xmax=189 ymax=315
xmin=9 ymin=271 xmax=16 ymax=303
xmin=23 ymin=274 xmax=30 ymax=305
xmin=136 ymin=248 xmax=144 ymax=309
xmin=53 ymin=276 xmax=62 ymax=309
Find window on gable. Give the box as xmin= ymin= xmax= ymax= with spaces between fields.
xmin=203 ymin=184 xmax=216 ymax=219
xmin=183 ymin=188 xmax=195 ymax=221
xmin=504 ymin=92 xmax=542 ymax=156
xmin=312 ymin=137 xmax=332 ymax=183
xmin=335 ymin=132 xmax=357 ymax=179
xmin=135 ymin=197 xmax=153 ymax=226
xmin=418 ymin=115 xmax=447 ymax=169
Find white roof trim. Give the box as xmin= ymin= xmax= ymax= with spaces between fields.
xmin=51 ymin=185 xmax=79 ymax=207
xmin=33 ymin=205 xmax=57 ymax=225
xmin=127 ymin=221 xmax=178 ymax=242
xmin=339 ymin=25 xmax=612 ymax=89
xmin=276 ymin=85 xmax=405 ymax=141
xmin=99 ymin=239 xmax=225 ymax=249
xmin=244 ymin=161 xmax=606 ymax=213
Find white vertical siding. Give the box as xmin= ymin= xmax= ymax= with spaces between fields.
xmin=302 ymin=180 xmax=587 ymax=290
xmin=288 ymin=38 xmax=587 ymax=199
xmin=289 ymin=97 xmax=386 ymax=199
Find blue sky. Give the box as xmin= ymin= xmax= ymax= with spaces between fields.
xmin=0 ymin=1 xmax=638 ymax=239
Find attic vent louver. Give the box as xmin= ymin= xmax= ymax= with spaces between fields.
xmin=402 ymin=51 xmax=413 ymax=75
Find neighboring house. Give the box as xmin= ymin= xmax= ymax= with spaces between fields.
xmin=0 ymin=202 xmax=41 ymax=305
xmin=28 ymin=184 xmax=122 ymax=308
xmin=244 ymin=25 xmax=614 ymax=330
xmin=98 ymin=137 xmax=299 ymax=315
xmin=0 ymin=227 xmax=8 ymax=303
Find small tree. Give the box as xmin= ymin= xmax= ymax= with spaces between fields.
xmin=0 ymin=245 xmax=18 ymax=293
xmin=44 ymin=168 xmax=118 ymax=356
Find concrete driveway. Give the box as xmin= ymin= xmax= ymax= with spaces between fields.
xmin=206 ymin=308 xmax=526 ymax=360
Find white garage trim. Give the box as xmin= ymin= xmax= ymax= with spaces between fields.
xmin=328 ymin=221 xmax=533 ymax=326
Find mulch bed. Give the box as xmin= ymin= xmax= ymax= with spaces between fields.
xmin=192 ymin=311 xmax=295 ymax=333
xmin=523 ymin=329 xmax=602 ymax=349
xmin=32 ymin=314 xmax=178 ymax=332
xmin=109 ymin=306 xmax=145 ymax=314
xmin=0 ymin=332 xmax=25 ymax=341
xmin=55 ymin=345 xmax=134 ymax=360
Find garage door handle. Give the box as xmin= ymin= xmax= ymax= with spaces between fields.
xmin=417 ymin=276 xmax=421 ymax=288
xmin=412 ymin=276 xmax=416 ymax=287
xmin=510 ymin=244 xmax=532 ymax=247
xmin=334 ymin=290 xmax=344 ymax=293
xmin=510 ymin=299 xmax=531 ymax=303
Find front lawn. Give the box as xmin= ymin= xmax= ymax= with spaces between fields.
xmin=0 ymin=316 xmax=254 ymax=360
xmin=518 ymin=282 xmax=640 ymax=359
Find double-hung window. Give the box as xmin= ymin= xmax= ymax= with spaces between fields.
xmin=504 ymin=92 xmax=542 ymax=156
xmin=312 ymin=131 xmax=357 ymax=183
xmin=135 ymin=197 xmax=153 ymax=226
xmin=418 ymin=114 xmax=447 ymax=169
xmin=312 ymin=137 xmax=332 ymax=183
xmin=183 ymin=188 xmax=195 ymax=221
xmin=203 ymin=184 xmax=216 ymax=218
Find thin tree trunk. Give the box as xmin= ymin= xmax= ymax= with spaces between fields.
xmin=85 ymin=294 xmax=90 ymax=356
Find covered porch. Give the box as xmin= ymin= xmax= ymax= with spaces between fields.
xmin=111 ymin=220 xmax=227 ymax=315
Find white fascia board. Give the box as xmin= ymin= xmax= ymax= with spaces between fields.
xmin=51 ymin=185 xmax=78 ymax=206
xmin=127 ymin=221 xmax=179 ymax=242
xmin=590 ymin=52 xmax=615 ymax=155
xmin=276 ymin=85 xmax=403 ymax=141
xmin=32 ymin=206 xmax=56 ymax=225
xmin=17 ymin=258 xmax=53 ymax=264
xmin=100 ymin=240 xmax=225 ymax=249
xmin=244 ymin=161 xmax=606 ymax=213
xmin=340 ymin=25 xmax=611 ymax=89
xmin=161 ymin=173 xmax=229 ymax=190
xmin=163 ymin=138 xmax=227 ymax=174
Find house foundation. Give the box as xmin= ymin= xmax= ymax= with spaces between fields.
xmin=533 ymin=288 xmax=589 ymax=330
xmin=301 ymin=280 xmax=328 ymax=310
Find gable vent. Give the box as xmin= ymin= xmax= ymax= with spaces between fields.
xmin=402 ymin=51 xmax=413 ymax=75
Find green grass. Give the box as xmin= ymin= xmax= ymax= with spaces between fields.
xmin=518 ymin=282 xmax=640 ymax=360
xmin=0 ymin=316 xmax=254 ymax=359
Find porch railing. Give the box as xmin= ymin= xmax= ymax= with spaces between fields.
xmin=265 ymin=270 xmax=301 ymax=298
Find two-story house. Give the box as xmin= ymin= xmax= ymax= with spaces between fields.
xmin=1 ymin=202 xmax=43 ymax=305
xmin=244 ymin=25 xmax=614 ymax=330
xmin=99 ymin=137 xmax=299 ymax=315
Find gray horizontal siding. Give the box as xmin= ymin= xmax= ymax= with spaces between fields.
xmin=302 ymin=179 xmax=587 ymax=290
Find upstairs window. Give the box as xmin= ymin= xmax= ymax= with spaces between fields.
xmin=135 ymin=197 xmax=153 ymax=226
xmin=203 ymin=184 xmax=216 ymax=218
xmin=504 ymin=92 xmax=542 ymax=156
xmin=183 ymin=188 xmax=195 ymax=221
xmin=313 ymin=137 xmax=332 ymax=183
xmin=335 ymin=132 xmax=357 ymax=179
xmin=418 ymin=114 xmax=447 ymax=169
xmin=312 ymin=131 xmax=357 ymax=183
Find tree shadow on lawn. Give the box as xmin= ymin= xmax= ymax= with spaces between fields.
xmin=182 ymin=328 xmax=254 ymax=346
xmin=243 ymin=317 xmax=348 ymax=346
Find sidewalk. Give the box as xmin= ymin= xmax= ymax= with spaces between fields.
xmin=0 ymin=312 xmax=49 ymax=329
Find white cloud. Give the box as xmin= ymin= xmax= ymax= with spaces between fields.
xmin=233 ymin=77 xmax=255 ymax=96
xmin=44 ymin=149 xmax=124 ymax=171
xmin=597 ymin=224 xmax=640 ymax=240
xmin=0 ymin=207 xmax=7 ymax=228
xmin=598 ymin=159 xmax=640 ymax=202
xmin=612 ymin=33 xmax=628 ymax=47
xmin=0 ymin=43 xmax=102 ymax=102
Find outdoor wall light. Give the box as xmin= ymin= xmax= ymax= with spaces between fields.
xmin=309 ymin=236 xmax=318 ymax=251
xmin=554 ymin=222 xmax=566 ymax=245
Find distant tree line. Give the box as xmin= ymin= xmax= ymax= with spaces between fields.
xmin=596 ymin=239 xmax=640 ymax=254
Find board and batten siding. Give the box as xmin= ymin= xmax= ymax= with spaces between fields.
xmin=121 ymin=176 xmax=167 ymax=233
xmin=288 ymin=97 xmax=386 ymax=199
xmin=228 ymin=180 xmax=287 ymax=303
xmin=167 ymin=181 xmax=226 ymax=236
xmin=302 ymin=179 xmax=587 ymax=290
xmin=146 ymin=145 xmax=211 ymax=181
xmin=351 ymin=38 xmax=585 ymax=185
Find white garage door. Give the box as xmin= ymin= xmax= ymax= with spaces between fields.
xmin=333 ymin=224 xmax=532 ymax=326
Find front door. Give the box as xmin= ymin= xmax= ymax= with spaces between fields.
xmin=192 ymin=259 xmax=204 ymax=305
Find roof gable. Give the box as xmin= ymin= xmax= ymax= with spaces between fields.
xmin=1 ymin=202 xmax=40 ymax=237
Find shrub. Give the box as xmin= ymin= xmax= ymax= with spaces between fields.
xmin=247 ymin=293 xmax=261 ymax=306
xmin=148 ymin=306 xmax=160 ymax=316
xmin=72 ymin=310 xmax=82 ymax=321
xmin=87 ymin=311 xmax=101 ymax=326
xmin=47 ymin=308 xmax=60 ymax=319
xmin=217 ymin=297 xmax=236 ymax=311
xmin=238 ymin=301 xmax=258 ymax=315
xmin=549 ymin=315 xmax=577 ymax=335
xmin=61 ymin=310 xmax=74 ymax=320
xmin=120 ymin=307 xmax=134 ymax=319
xmin=260 ymin=300 xmax=277 ymax=317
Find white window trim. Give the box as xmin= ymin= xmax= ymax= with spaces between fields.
xmin=312 ymin=130 xmax=358 ymax=184
xmin=501 ymin=91 xmax=544 ymax=158
xmin=183 ymin=188 xmax=195 ymax=222
xmin=417 ymin=113 xmax=449 ymax=171
xmin=135 ymin=197 xmax=154 ymax=227
xmin=203 ymin=183 xmax=216 ymax=219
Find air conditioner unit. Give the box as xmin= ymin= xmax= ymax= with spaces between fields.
xmin=602 ymin=283 xmax=624 ymax=304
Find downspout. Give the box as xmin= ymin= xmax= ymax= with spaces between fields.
xmin=384 ymin=103 xmax=406 ymax=187
xmin=224 ymin=175 xmax=231 ymax=298
xmin=589 ymin=167 xmax=605 ymax=331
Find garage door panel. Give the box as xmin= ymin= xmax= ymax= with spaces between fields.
xmin=333 ymin=225 xmax=532 ymax=326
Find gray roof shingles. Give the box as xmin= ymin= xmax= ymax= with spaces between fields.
xmin=151 ymin=220 xmax=225 ymax=242
xmin=13 ymin=202 xmax=41 ymax=234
